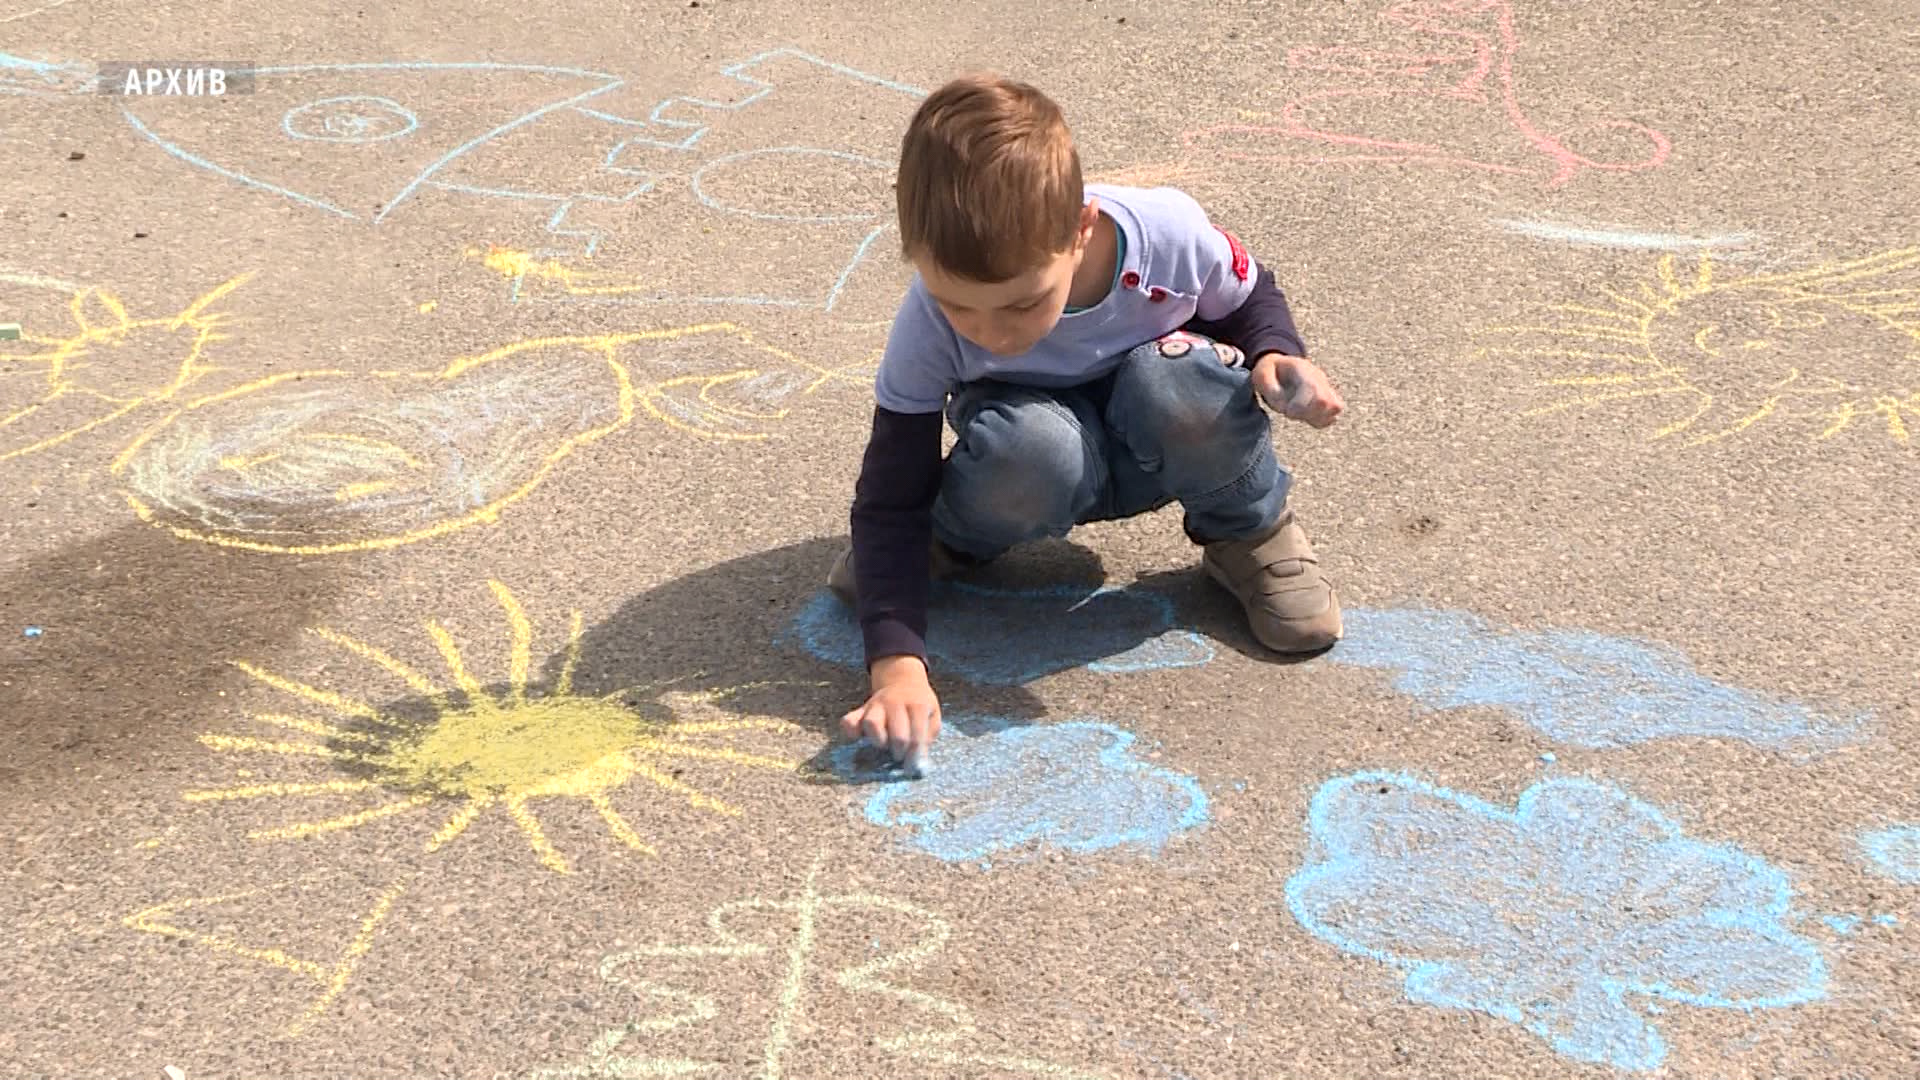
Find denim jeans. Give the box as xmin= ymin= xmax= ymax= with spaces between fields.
xmin=930 ymin=332 xmax=1291 ymax=559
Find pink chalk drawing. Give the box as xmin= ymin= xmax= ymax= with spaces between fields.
xmin=1166 ymin=0 xmax=1671 ymax=190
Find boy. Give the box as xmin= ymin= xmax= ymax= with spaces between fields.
xmin=832 ymin=72 xmax=1346 ymax=768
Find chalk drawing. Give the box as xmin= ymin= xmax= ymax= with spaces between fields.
xmin=471 ymin=44 xmax=922 ymax=310
xmin=1819 ymin=913 xmax=1894 ymax=937
xmin=123 ymin=873 xmax=411 ymax=1038
xmin=0 ymin=50 xmax=93 ymax=92
xmin=1476 ymin=248 xmax=1920 ymax=447
xmin=0 ymin=0 xmax=81 ymax=23
xmin=826 ymin=715 xmax=1208 ymax=864
xmin=136 ymin=584 xmax=813 ymax=1035
xmin=1329 ymin=606 xmax=1867 ymax=754
xmin=1859 ymin=826 xmax=1920 ymax=885
xmin=787 ymin=583 xmax=1215 ymax=686
xmin=185 ymin=579 xmax=804 ymax=872
xmin=120 ymin=60 xmax=629 ymax=224
xmin=109 ymin=320 xmax=864 ymax=555
xmin=282 ymin=95 xmax=419 ymax=142
xmin=1104 ymin=0 xmax=1669 ymax=193
xmin=689 ymin=146 xmax=893 ymax=223
xmin=1 ymin=268 xmax=249 ymax=465
xmin=1287 ymin=771 xmax=1828 ymax=1071
xmin=116 ymin=49 xmax=922 ymax=310
xmin=531 ymin=851 xmax=1111 ymax=1079
xmin=1491 ymin=217 xmax=1759 ymax=254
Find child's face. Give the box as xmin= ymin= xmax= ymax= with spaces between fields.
xmin=915 ymin=202 xmax=1101 ymax=358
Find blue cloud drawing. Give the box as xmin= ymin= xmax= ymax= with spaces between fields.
xmin=829 ymin=716 xmax=1209 ymax=862
xmin=1859 ymin=826 xmax=1920 ymax=885
xmin=1329 ymin=606 xmax=1868 ymax=753
xmin=1286 ymin=772 xmax=1827 ymax=1071
xmin=788 ymin=582 xmax=1214 ymax=685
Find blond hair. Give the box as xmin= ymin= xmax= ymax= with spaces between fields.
xmin=895 ymin=72 xmax=1084 ymax=282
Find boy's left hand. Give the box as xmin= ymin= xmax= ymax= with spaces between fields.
xmin=1252 ymin=353 xmax=1345 ymax=428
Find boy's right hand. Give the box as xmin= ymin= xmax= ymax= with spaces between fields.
xmin=840 ymin=655 xmax=941 ymax=765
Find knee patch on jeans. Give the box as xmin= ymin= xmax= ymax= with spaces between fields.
xmin=940 ymin=397 xmax=1097 ymax=543
xmin=1151 ymin=331 xmax=1248 ymax=369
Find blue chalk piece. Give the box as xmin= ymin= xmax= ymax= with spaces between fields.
xmin=23 ymin=626 xmax=42 ymax=638
xmin=830 ymin=715 xmax=1209 ymax=863
xmin=1287 ymin=770 xmax=1828 ymax=1072
xmin=1822 ymin=915 xmax=1863 ymax=935
xmin=788 ymin=583 xmax=1214 ymax=686
xmin=1872 ymin=914 xmax=1898 ymax=927
xmin=1329 ymin=606 xmax=1868 ymax=754
xmin=1859 ymin=826 xmax=1920 ymax=885
xmin=1540 ymin=752 xmax=1557 ymax=764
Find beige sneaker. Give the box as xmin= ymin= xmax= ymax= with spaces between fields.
xmin=827 ymin=539 xmax=972 ymax=605
xmin=1200 ymin=508 xmax=1342 ymax=653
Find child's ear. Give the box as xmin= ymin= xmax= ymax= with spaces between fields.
xmin=1074 ymin=199 xmax=1100 ymax=248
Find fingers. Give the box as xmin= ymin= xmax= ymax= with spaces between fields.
xmin=885 ymin=706 xmax=914 ymax=762
xmin=1297 ymin=391 xmax=1344 ymax=427
xmin=1285 ymin=376 xmax=1318 ymax=417
xmin=843 ymin=701 xmax=888 ymax=749
xmin=1280 ymin=374 xmax=1345 ymax=428
xmin=1251 ymin=360 xmax=1283 ymax=406
xmin=912 ymin=706 xmax=941 ymax=765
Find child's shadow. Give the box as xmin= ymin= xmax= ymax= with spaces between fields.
xmin=535 ymin=536 xmax=1258 ymax=783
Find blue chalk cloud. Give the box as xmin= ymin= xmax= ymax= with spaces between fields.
xmin=1859 ymin=826 xmax=1920 ymax=885
xmin=831 ymin=716 xmax=1209 ymax=862
xmin=789 ymin=582 xmax=1214 ymax=685
xmin=1330 ymin=606 xmax=1867 ymax=753
xmin=1287 ymin=772 xmax=1827 ymax=1071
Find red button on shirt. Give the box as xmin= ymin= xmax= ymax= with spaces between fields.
xmin=1147 ymin=286 xmax=1167 ymax=302
xmin=1120 ymin=270 xmax=1141 ymax=289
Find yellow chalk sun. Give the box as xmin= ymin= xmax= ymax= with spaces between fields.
xmin=1476 ymin=247 xmax=1920 ymax=447
xmin=190 ymin=581 xmax=799 ymax=873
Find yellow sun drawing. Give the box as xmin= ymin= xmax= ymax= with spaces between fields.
xmin=186 ymin=579 xmax=804 ymax=874
xmin=0 ymin=268 xmax=250 ymax=463
xmin=1476 ymin=247 xmax=1920 ymax=447
xmin=126 ymin=581 xmax=815 ymax=1036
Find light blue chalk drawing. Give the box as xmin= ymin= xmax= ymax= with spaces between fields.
xmin=1859 ymin=826 xmax=1920 ymax=885
xmin=120 ymin=49 xmax=925 ymax=310
xmin=282 ymin=95 xmax=418 ymax=142
xmin=0 ymin=50 xmax=94 ymax=94
xmin=1330 ymin=606 xmax=1868 ymax=754
xmin=510 ymin=48 xmax=925 ymax=308
xmin=118 ymin=59 xmax=622 ymax=223
xmin=786 ymin=581 xmax=1215 ymax=685
xmin=123 ymin=61 xmax=626 ymax=225
xmin=829 ymin=715 xmax=1209 ymax=863
xmin=690 ymin=147 xmax=892 ymax=223
xmin=1286 ymin=771 xmax=1828 ymax=1072
xmin=1813 ymin=912 xmax=1896 ymax=934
